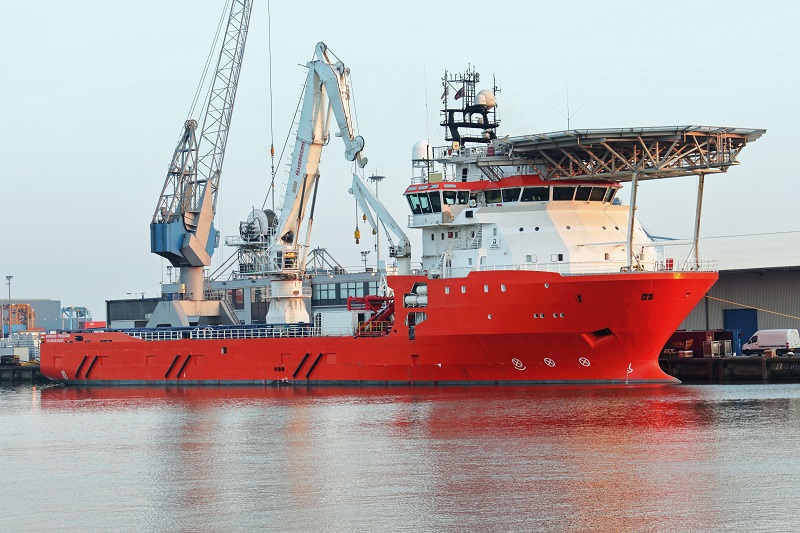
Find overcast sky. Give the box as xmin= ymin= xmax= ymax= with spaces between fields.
xmin=3 ymin=0 xmax=798 ymax=321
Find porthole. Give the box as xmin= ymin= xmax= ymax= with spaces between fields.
xmin=559 ymin=313 xmax=565 ymax=318
xmin=602 ymin=226 xmax=606 ymax=230
xmin=535 ymin=227 xmax=540 ymax=231
xmin=445 ymin=286 xmax=450 ymax=294
xmin=501 ymin=284 xmax=507 ymax=292
xmin=461 ymin=286 xmax=466 ymax=294
xmin=566 ymin=226 xmax=571 ymax=230
xmin=519 ymin=227 xmax=524 ymax=232
xmin=544 ymin=283 xmax=549 ymax=288
xmin=553 ymin=313 xmax=558 ymax=318
xmin=488 ymin=314 xmax=493 ymax=319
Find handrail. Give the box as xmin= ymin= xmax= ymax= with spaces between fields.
xmin=440 ymin=259 xmax=718 ymax=278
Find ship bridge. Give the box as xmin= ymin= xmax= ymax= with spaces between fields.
xmin=474 ymin=125 xmax=766 ymax=268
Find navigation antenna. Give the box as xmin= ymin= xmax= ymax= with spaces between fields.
xmin=549 ymin=81 xmax=586 ymax=130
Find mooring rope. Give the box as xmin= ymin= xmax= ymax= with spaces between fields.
xmin=705 ymin=295 xmax=800 ymax=321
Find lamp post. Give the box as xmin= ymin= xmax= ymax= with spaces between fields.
xmin=367 ymin=175 xmax=385 ymax=273
xmin=5 ymin=275 xmax=12 ymax=339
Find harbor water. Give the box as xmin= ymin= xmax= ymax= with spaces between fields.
xmin=3 ymin=383 xmax=800 ymax=532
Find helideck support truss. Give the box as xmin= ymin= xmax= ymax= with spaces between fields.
xmin=493 ymin=126 xmax=765 ymax=182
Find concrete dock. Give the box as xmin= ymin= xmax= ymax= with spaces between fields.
xmin=0 ymin=364 xmax=47 ymax=384
xmin=661 ymin=355 xmax=800 ymax=383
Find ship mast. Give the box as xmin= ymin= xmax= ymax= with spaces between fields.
xmin=441 ymin=67 xmax=500 ymax=147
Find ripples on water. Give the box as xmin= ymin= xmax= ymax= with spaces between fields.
xmin=3 ymin=384 xmax=800 ymax=533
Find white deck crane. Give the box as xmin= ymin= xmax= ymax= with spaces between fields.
xmin=147 ymin=0 xmax=252 ymax=327
xmin=275 ymin=42 xmax=367 ymax=245
xmin=260 ymin=42 xmax=368 ymax=324
xmin=349 ymin=173 xmax=411 ymax=275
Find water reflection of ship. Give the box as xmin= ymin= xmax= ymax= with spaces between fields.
xmin=38 ymin=386 xmax=721 ymax=530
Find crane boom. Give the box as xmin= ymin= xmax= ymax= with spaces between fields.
xmin=255 ymin=42 xmax=368 ymax=325
xmin=275 ymin=42 xmax=367 ymax=246
xmin=150 ymin=0 xmax=252 ymax=300
xmin=350 ymin=173 xmax=412 ymax=275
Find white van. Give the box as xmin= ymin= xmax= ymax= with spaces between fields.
xmin=742 ymin=329 xmax=800 ymax=356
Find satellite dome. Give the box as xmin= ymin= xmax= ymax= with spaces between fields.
xmin=411 ymin=140 xmax=433 ymax=161
xmin=475 ymin=89 xmax=496 ymax=109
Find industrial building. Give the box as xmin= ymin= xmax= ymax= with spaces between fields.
xmin=674 ymin=231 xmax=800 ymax=340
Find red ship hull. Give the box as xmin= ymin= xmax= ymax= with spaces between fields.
xmin=40 ymin=271 xmax=716 ymax=385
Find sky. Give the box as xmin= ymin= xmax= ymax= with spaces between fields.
xmin=2 ymin=0 xmax=799 ymax=321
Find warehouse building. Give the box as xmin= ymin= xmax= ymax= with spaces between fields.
xmin=673 ymin=231 xmax=800 ymax=340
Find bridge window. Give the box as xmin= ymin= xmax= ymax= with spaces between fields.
xmin=553 ymin=186 xmax=576 ymax=201
xmin=443 ymin=191 xmax=457 ymax=205
xmin=407 ymin=194 xmax=422 ymax=214
xmin=502 ymin=187 xmax=521 ymax=202
xmin=576 ymin=186 xmax=606 ymax=202
xmin=428 ymin=192 xmax=442 ymax=213
xmin=457 ymin=191 xmax=470 ymax=204
xmin=486 ymin=189 xmax=502 ymax=204
xmin=521 ymin=187 xmax=549 ymax=202
xmin=419 ymin=193 xmax=433 ymax=214
xmin=589 ymin=187 xmax=606 ymax=202
xmin=604 ymin=188 xmax=617 ymax=203
xmin=575 ymin=186 xmax=592 ymax=201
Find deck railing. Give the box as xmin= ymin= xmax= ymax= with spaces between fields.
xmin=438 ymin=259 xmax=717 ymax=278
xmin=124 ymin=324 xmax=360 ymax=342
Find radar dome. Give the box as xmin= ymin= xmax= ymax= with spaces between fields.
xmin=475 ymin=89 xmax=496 ymax=108
xmin=411 ymin=140 xmax=433 ymax=161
